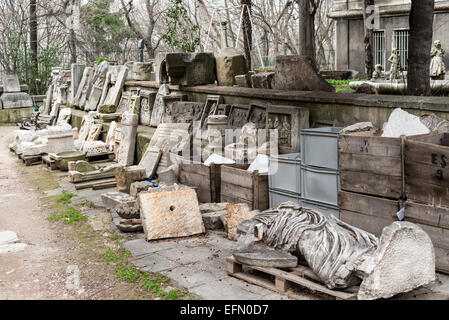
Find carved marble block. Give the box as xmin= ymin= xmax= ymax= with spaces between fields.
xmin=117 ymin=111 xmax=139 ymax=166
xmin=139 ymin=90 xmax=157 ymax=126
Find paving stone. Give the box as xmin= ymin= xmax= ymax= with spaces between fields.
xmin=123 ymin=239 xmax=178 ymax=257
xmin=132 ymin=253 xmax=180 ymax=273
xmin=161 ymin=264 xmax=226 ymax=289
xmin=157 ymin=245 xmax=218 ymax=265
xmin=189 ymin=278 xmax=261 ymax=300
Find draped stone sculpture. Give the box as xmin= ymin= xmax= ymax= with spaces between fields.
xmin=236 ymin=203 xmax=436 ymax=300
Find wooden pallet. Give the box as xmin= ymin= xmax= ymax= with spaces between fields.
xmin=86 ymin=152 xmax=115 ymax=164
xmin=20 ymin=154 xmax=44 ymax=167
xmin=42 ymin=155 xmax=57 ymax=171
xmin=226 ymin=257 xmax=358 ymax=300
xmin=75 ymin=178 xmax=117 ymax=190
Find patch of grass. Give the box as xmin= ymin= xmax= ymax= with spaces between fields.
xmin=104 ymin=249 xmax=120 ymax=263
xmin=88 ymin=201 xmax=94 ymax=208
xmin=57 ymin=193 xmax=74 ymax=204
xmin=326 ymin=78 xmax=363 ymax=86
xmin=114 ymin=263 xmax=141 ymax=283
xmin=166 ymin=289 xmax=181 ymax=300
xmin=47 ymin=206 xmax=87 ymax=224
xmin=336 ymin=87 xmax=353 ymax=92
xmin=109 ymin=234 xmax=119 ymax=241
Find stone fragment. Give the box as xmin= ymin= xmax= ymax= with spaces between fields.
xmin=1 ymin=92 xmax=33 ymax=109
xmin=104 ymin=66 xmax=128 ymax=107
xmin=138 ymin=188 xmax=205 ymax=241
xmin=215 ymin=48 xmax=248 ymax=86
xmin=112 ymin=203 xmax=140 ymax=219
xmin=130 ymin=180 xmax=158 ymax=198
xmin=234 ymin=74 xmax=251 ymax=88
xmin=84 ymin=85 xmax=103 ymax=111
xmin=251 ymin=72 xmax=275 ymax=89
xmin=101 ymin=191 xmax=136 ymax=210
xmin=73 ymin=67 xmax=93 ymax=108
xmin=357 ymin=222 xmax=436 ymax=300
xmin=115 ymin=219 xmax=143 ymax=233
xmin=68 ymin=162 xmax=118 ymax=183
xmin=227 ymin=203 xmax=259 ymax=241
xmin=202 ymin=210 xmax=227 ymax=231
xmin=125 ymin=61 xmax=154 ymax=81
xmin=139 ymin=90 xmax=157 ymax=126
xmin=47 ymin=126 xmax=75 ymax=154
xmin=274 ymin=55 xmax=335 ymax=92
xmin=234 ymin=250 xmax=298 ymax=268
xmin=2 ymin=74 xmax=21 ymax=92
xmin=117 ymin=111 xmax=139 ymax=166
xmin=115 ymin=165 xmax=147 ymax=194
xmin=160 ymin=52 xmax=216 ymax=86
xmin=158 ymin=168 xmax=178 ymax=186
xmin=70 ymin=64 xmax=85 ymax=104
xmin=355 ymin=82 xmax=377 ymax=94
xmin=98 ymin=104 xmax=117 ymax=114
xmin=138 ymin=146 xmax=162 ymax=179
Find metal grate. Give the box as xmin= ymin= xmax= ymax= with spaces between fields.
xmin=393 ymin=29 xmax=409 ymax=70
xmin=373 ymin=30 xmax=386 ymax=70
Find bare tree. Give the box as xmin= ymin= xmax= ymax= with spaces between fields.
xmin=120 ymin=0 xmax=164 ymax=59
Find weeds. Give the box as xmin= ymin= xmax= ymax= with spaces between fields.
xmin=57 ymin=193 xmax=74 ymax=204
xmin=47 ymin=206 xmax=87 ymax=224
xmin=114 ymin=263 xmax=141 ymax=283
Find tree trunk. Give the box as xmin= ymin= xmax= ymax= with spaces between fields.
xmin=241 ymin=0 xmax=252 ymax=71
xmin=29 ymin=0 xmax=38 ymax=73
xmin=407 ymin=0 xmax=435 ymax=96
xmin=297 ymin=0 xmax=316 ymax=69
xmin=363 ymin=0 xmax=374 ymax=79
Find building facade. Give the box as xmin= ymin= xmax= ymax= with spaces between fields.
xmin=330 ymin=0 xmax=449 ymax=78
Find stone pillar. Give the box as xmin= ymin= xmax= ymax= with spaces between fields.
xmin=117 ymin=111 xmax=139 ymax=166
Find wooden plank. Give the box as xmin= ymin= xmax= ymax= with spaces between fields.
xmin=340 ymin=171 xmax=403 ymax=199
xmin=221 ymin=183 xmax=254 ymax=202
xmin=221 ymin=166 xmax=254 ymax=189
xmin=340 ymin=153 xmax=402 ymax=176
xmin=435 ymin=246 xmax=449 ymax=274
xmin=180 ymin=170 xmax=213 ymax=203
xmin=339 ymin=191 xmax=400 ymax=221
xmin=340 ymin=210 xmax=395 ymax=237
xmin=181 ymin=162 xmax=210 ymax=176
xmin=338 ymin=134 xmax=401 ymax=157
xmin=407 ymin=132 xmax=444 ymax=145
xmin=405 ymin=139 xmax=449 ymax=167
xmin=92 ymin=182 xmax=117 ymax=190
xmin=404 ymin=201 xmax=449 ymax=230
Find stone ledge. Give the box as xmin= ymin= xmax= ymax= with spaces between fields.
xmin=124 ymin=80 xmax=449 ymax=114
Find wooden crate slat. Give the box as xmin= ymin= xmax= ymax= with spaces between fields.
xmin=405 ymin=201 xmax=449 ymax=230
xmin=340 ymin=210 xmax=395 ymax=237
xmin=340 ymin=171 xmax=403 ymax=199
xmin=339 ymin=191 xmax=400 ymax=221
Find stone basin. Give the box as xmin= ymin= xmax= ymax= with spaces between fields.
xmin=53 ymin=151 xmax=87 ymax=171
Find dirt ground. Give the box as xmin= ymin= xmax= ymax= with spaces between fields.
xmin=0 ymin=126 xmax=189 ymax=300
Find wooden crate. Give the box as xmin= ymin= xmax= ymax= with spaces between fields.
xmin=227 ymin=257 xmax=357 ymax=300
xmin=180 ymin=162 xmax=222 ymax=204
xmin=339 ymin=191 xmax=399 ymax=236
xmin=405 ymin=132 xmax=449 ymax=208
xmin=339 ymin=130 xmax=404 ymax=199
xmin=221 ymin=165 xmax=269 ymax=211
xmin=404 ymin=200 xmax=449 ymax=274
